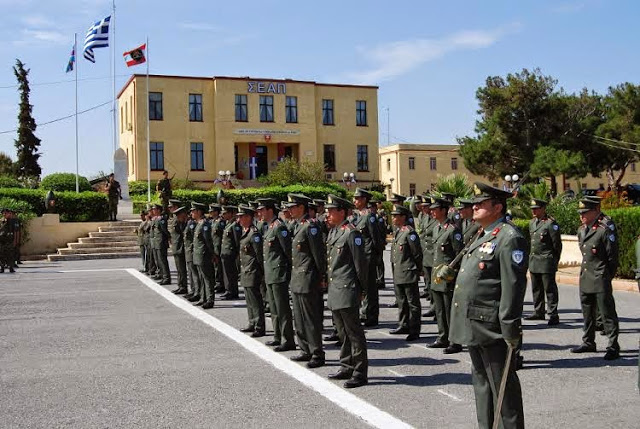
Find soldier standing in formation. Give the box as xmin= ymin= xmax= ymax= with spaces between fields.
xmin=183 ymin=207 xmax=201 ymax=300
xmin=429 ymin=196 xmax=464 ymax=353
xmin=287 ymin=194 xmax=326 ymax=367
xmin=571 ymin=198 xmax=620 ymax=360
xmin=168 ymin=200 xmax=188 ymax=295
xmin=417 ymin=196 xmax=437 ymax=317
xmin=526 ymin=199 xmax=562 ymax=325
xmin=325 ymin=195 xmax=369 ymax=388
xmin=150 ymin=204 xmax=171 ymax=285
xmin=190 ymin=202 xmax=215 ymax=309
xmin=389 ymin=205 xmax=422 ymax=341
xmin=258 ymin=198 xmax=296 ymax=351
xmin=220 ymin=206 xmax=241 ymax=300
xmin=446 ymin=183 xmax=527 ymax=429
xmin=141 ymin=208 xmax=156 ymax=275
xmin=211 ymin=204 xmax=226 ymax=294
xmin=136 ymin=210 xmax=148 ymax=272
xmin=105 ymin=173 xmax=121 ymax=221
xmin=237 ymin=205 xmax=266 ymax=337
xmin=457 ymin=199 xmax=481 ymax=245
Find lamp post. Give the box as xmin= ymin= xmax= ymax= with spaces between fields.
xmin=389 ymin=177 xmax=395 ymax=196
xmin=343 ymin=172 xmax=356 ymax=189
xmin=504 ymin=173 xmax=520 ymax=192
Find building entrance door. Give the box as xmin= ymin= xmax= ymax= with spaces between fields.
xmin=256 ymin=145 xmax=268 ymax=177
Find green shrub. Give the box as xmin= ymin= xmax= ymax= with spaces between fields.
xmin=547 ymin=197 xmax=580 ymax=235
xmin=0 ymin=175 xmax=24 ymax=189
xmin=604 ymin=207 xmax=640 ymax=279
xmin=128 ymin=180 xmax=149 ymax=196
xmin=40 ymin=172 xmax=92 ymax=192
xmin=0 ymin=188 xmax=107 ymax=221
xmin=511 ymin=219 xmax=531 ymax=251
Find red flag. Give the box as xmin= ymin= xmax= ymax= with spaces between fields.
xmin=123 ymin=44 xmax=146 ymax=67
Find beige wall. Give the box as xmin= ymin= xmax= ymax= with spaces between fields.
xmin=22 ymin=214 xmax=108 ymax=255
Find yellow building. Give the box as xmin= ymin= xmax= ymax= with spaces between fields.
xmin=379 ymin=143 xmax=640 ymax=197
xmin=118 ymin=74 xmax=379 ymax=185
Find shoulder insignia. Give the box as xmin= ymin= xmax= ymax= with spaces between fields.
xmin=204 ymin=226 xmax=209 ymax=231
xmin=552 ymin=224 xmax=559 ymax=231
xmin=512 ymin=250 xmax=524 ymax=264
xmin=254 ymin=235 xmax=261 ymax=243
xmin=609 ymin=234 xmax=615 ymax=242
xmin=378 ymin=217 xmax=384 ymax=223
xmin=454 ymin=233 xmax=462 ymax=241
xmin=408 ymin=217 xmax=414 ymax=224
xmin=491 ymin=227 xmax=501 ymax=236
xmin=609 ymin=224 xmax=615 ymax=231
xmin=310 ymin=227 xmax=318 ymax=236
xmin=369 ymin=216 xmax=375 ymax=223
xmin=281 ymin=230 xmax=288 ymax=237
xmin=190 ymin=224 xmax=195 ymax=229
xmin=234 ymin=225 xmax=240 ymax=231
xmin=354 ymin=237 xmax=362 ymax=246
xmin=409 ymin=233 xmax=417 ymax=241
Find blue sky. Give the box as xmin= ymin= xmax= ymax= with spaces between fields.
xmin=0 ymin=0 xmax=638 ymax=177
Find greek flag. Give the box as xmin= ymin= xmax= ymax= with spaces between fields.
xmin=83 ymin=15 xmax=110 ymax=63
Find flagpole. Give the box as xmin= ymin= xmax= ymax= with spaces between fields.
xmin=74 ymin=33 xmax=79 ymax=193
xmin=111 ymin=0 xmax=117 ymax=153
xmin=146 ymin=36 xmax=151 ymax=203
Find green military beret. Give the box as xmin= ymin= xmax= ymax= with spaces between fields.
xmin=472 ymin=182 xmax=513 ymax=204
xmin=530 ymin=198 xmax=548 ymax=209
xmin=209 ymin=203 xmax=221 ymax=212
xmin=256 ymin=198 xmax=278 ymax=210
xmin=390 ymin=204 xmax=411 ymax=216
xmin=190 ymin=202 xmax=207 ymax=212
xmin=388 ymin=193 xmax=406 ymax=204
xmin=577 ymin=199 xmax=599 ymax=214
xmin=286 ymin=193 xmax=312 ymax=208
xmin=236 ymin=204 xmax=255 ymax=216
xmin=325 ymin=194 xmax=354 ymax=210
xmin=429 ymin=196 xmax=451 ymax=209
xmin=353 ymin=188 xmax=373 ymax=199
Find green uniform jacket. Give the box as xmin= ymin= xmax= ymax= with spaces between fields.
xmin=461 ymin=218 xmax=481 ymax=246
xmin=151 ymin=215 xmax=169 ymax=250
xmin=391 ymin=225 xmax=422 ymax=284
xmin=156 ymin=178 xmax=172 ymax=197
xmin=529 ymin=216 xmax=562 ymax=273
xmin=169 ymin=216 xmax=186 ymax=255
xmin=193 ymin=219 xmax=214 ymax=265
xmin=326 ymin=221 xmax=367 ymax=310
xmin=262 ymin=217 xmax=292 ymax=284
xmin=184 ymin=219 xmax=196 ymax=262
xmin=430 ymin=221 xmax=463 ymax=292
xmin=290 ymin=215 xmax=326 ymax=293
xmin=212 ymin=218 xmax=226 ymax=256
xmin=449 ymin=220 xmax=528 ymax=346
xmin=419 ymin=216 xmax=438 ymax=269
xmin=351 ymin=209 xmax=380 ymax=259
xmin=142 ymin=219 xmax=152 ymax=246
xmin=239 ymin=225 xmax=264 ymax=288
xmin=221 ymin=220 xmax=242 ymax=258
xmin=136 ymin=220 xmax=146 ymax=246
xmin=578 ymin=218 xmax=618 ymax=294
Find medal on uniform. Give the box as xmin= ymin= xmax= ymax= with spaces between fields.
xmin=591 ymin=247 xmax=597 ymax=254
xmin=478 ymin=262 xmax=486 ymax=270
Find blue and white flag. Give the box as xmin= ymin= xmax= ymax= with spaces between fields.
xmin=83 ymin=15 xmax=110 ymax=63
xmin=65 ymin=45 xmax=75 ymax=73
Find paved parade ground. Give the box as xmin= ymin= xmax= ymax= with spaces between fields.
xmin=1 ymin=255 xmax=638 ymax=428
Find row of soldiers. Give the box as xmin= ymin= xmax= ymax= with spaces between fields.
xmin=0 ymin=207 xmax=22 ymax=273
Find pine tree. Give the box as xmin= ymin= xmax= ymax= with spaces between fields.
xmin=13 ymin=59 xmax=42 ymax=180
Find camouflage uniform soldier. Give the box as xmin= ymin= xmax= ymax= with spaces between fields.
xmin=105 ymin=173 xmax=121 ymax=221
xmin=156 ymin=170 xmax=172 ymax=213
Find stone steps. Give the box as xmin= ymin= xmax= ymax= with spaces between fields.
xmin=79 ymin=236 xmax=138 ymax=244
xmin=89 ymin=231 xmax=137 ymax=238
xmin=48 ymin=252 xmax=141 ymax=261
xmin=68 ymin=241 xmax=138 ymax=249
xmin=99 ymin=225 xmax=139 ymax=233
xmin=57 ymin=246 xmax=140 ymax=255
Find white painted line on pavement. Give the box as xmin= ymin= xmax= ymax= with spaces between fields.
xmin=387 ymin=369 xmax=406 ymax=378
xmin=437 ymin=389 xmax=462 ymax=402
xmin=126 ymin=268 xmax=414 ymax=429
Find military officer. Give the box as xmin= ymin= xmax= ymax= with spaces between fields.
xmin=418 ymin=195 xmax=438 ymax=316
xmin=155 ymin=170 xmax=173 ymax=213
xmin=254 ymin=203 xmax=270 ymax=312
xmin=220 ymin=206 xmax=241 ymax=300
xmin=446 ymin=182 xmax=527 ymax=429
xmin=142 ymin=208 xmax=156 ymax=276
xmin=0 ymin=208 xmax=15 ymax=273
xmin=183 ymin=208 xmax=202 ymax=300
xmin=287 ymin=194 xmax=326 ymax=367
xmin=191 ymin=202 xmax=216 ymax=309
xmin=211 ymin=204 xmax=226 ymax=294
xmin=168 ymin=200 xmax=188 ymax=295
xmin=257 ymin=198 xmax=296 ymax=351
xmin=430 ymin=197 xmax=464 ymax=353
xmin=325 ymin=195 xmax=369 ymax=388
xmin=373 ymin=199 xmax=388 ymax=290
xmin=136 ymin=210 xmax=148 ymax=272
xmin=150 ymin=204 xmax=171 ymax=285
xmin=526 ymin=199 xmax=562 ymax=325
xmin=352 ymin=188 xmax=381 ymax=327
xmin=105 ymin=173 xmax=122 ymax=221
xmin=387 ymin=193 xmax=409 ymax=309
xmin=570 ymin=198 xmax=620 ymax=360
xmin=389 ymin=205 xmax=423 ymax=341
xmin=457 ymin=199 xmax=481 ymax=246
xmin=236 ymin=205 xmax=266 ymax=337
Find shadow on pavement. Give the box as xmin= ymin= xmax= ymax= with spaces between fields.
xmin=369 ymin=371 xmax=472 ymax=387
xmin=523 ymin=355 xmax=639 ymax=370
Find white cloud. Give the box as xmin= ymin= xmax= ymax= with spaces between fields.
xmin=15 ymin=29 xmax=67 ymax=45
xmin=178 ymin=22 xmax=223 ymax=32
xmin=342 ymin=24 xmax=521 ymax=85
xmin=21 ymin=14 xmax=49 ymax=27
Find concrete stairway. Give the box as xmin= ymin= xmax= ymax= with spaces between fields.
xmin=48 ymin=221 xmax=142 ymax=261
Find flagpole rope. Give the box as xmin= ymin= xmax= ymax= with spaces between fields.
xmin=0 ymin=100 xmax=111 ymax=135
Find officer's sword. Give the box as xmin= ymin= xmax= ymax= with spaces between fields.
xmin=492 ymin=344 xmax=514 ymax=429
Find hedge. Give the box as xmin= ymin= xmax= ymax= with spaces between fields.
xmin=605 ymin=207 xmax=640 ymax=279
xmin=0 ymin=188 xmax=108 ymax=221
xmin=131 ymin=184 xmax=348 ymax=213
xmin=40 ymin=172 xmax=92 ymax=192
xmin=0 ymin=197 xmax=36 ymax=245
xmin=0 ymin=175 xmax=24 ymax=189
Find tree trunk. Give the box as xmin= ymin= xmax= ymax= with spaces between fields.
xmin=549 ymin=175 xmax=558 ymax=196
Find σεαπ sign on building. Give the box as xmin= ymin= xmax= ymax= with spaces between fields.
xmin=234 ymin=129 xmax=300 ymax=136
xmin=248 ymin=81 xmax=286 ymax=94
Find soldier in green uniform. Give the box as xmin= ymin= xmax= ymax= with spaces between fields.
xmin=430 ymin=197 xmax=464 ymax=353
xmin=236 ymin=205 xmax=266 ymax=337
xmin=136 ymin=210 xmax=148 ymax=272
xmin=183 ymin=208 xmax=201 ymax=300
xmin=570 ymin=198 xmax=620 ymax=360
xmin=169 ymin=200 xmax=188 ymax=295
xmin=446 ymin=183 xmax=526 ymax=429
xmin=389 ymin=205 xmax=423 ymax=341
xmin=105 ymin=173 xmax=121 ymax=221
xmin=220 ymin=206 xmax=241 ymax=300
xmin=150 ymin=204 xmax=171 ymax=285
xmin=287 ymin=194 xmax=326 ymax=367
xmin=142 ymin=208 xmax=156 ymax=275
xmin=156 ymin=170 xmax=172 ymax=213
xmin=257 ymin=198 xmax=296 ymax=351
xmin=352 ymin=188 xmax=381 ymax=327
xmin=457 ymin=199 xmax=481 ymax=245
xmin=211 ymin=204 xmax=226 ymax=294
xmin=325 ymin=195 xmax=369 ymax=388
xmin=0 ymin=208 xmax=15 ymax=273
xmin=526 ymin=199 xmax=562 ymax=325
xmin=373 ymin=199 xmax=388 ymax=291
xmin=418 ymin=196 xmax=438 ymax=316
xmin=191 ymin=202 xmax=216 ymax=309
xmin=387 ymin=193 xmax=409 ymax=309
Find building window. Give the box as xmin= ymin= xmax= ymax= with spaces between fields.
xmin=451 ymin=157 xmax=458 ymax=170
xmin=323 ymin=144 xmax=336 ymax=171
xmin=322 ymin=99 xmax=334 ymax=125
xmin=149 ymin=92 xmax=163 ymax=120
xmin=408 ymin=157 xmax=415 ymax=170
xmin=409 ymin=183 xmax=416 ymax=196
xmin=356 ymin=100 xmax=367 ymax=126
xmin=150 ymin=142 xmax=164 ymax=170
xmin=581 ymin=183 xmax=587 ymax=189
xmin=386 ymin=158 xmax=391 ymax=171
xmin=430 ymin=157 xmax=437 ymax=171
xmin=260 ymin=95 xmax=274 ymax=122
xmin=632 ymin=162 xmax=637 ymax=172
xmin=357 ymin=145 xmax=369 ymax=172
xmin=190 ymin=142 xmax=204 ymax=171
xmin=285 ymin=96 xmax=298 ymax=123
xmin=189 ymin=94 xmax=203 ymax=122
xmin=235 ymin=94 xmax=248 ymax=122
